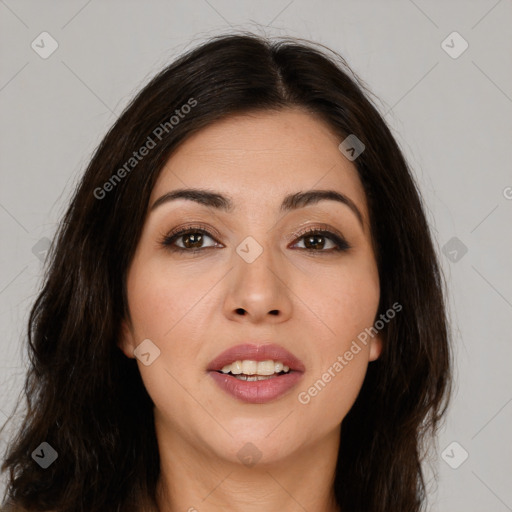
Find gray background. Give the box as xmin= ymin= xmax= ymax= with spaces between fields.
xmin=1 ymin=1 xmax=511 ymax=510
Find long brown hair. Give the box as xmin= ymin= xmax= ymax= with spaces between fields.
xmin=1 ymin=32 xmax=452 ymax=511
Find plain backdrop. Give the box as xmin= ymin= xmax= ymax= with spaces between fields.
xmin=1 ymin=1 xmax=511 ymax=511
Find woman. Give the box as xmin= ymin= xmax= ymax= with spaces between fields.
xmin=1 ymin=32 xmax=452 ymax=512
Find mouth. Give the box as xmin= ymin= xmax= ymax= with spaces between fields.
xmin=207 ymin=343 xmax=305 ymax=404
xmin=216 ymin=359 xmax=292 ymax=381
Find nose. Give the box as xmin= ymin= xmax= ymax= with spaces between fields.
xmin=222 ymin=243 xmax=293 ymax=324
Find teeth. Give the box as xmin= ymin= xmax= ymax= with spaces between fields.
xmin=254 ymin=360 xmax=274 ymax=375
xmin=230 ymin=361 xmax=242 ymax=375
xmin=242 ymin=360 xmax=258 ymax=375
xmin=219 ymin=360 xmax=290 ymax=376
xmin=233 ymin=374 xmax=275 ymax=381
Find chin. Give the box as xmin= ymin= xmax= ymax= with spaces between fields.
xmin=203 ymin=420 xmax=305 ymax=466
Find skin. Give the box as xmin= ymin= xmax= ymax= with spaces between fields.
xmin=119 ymin=108 xmax=383 ymax=512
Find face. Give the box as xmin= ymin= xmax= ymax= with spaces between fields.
xmin=119 ymin=109 xmax=382 ymax=466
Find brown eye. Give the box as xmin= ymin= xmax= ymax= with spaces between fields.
xmin=161 ymin=226 xmax=220 ymax=253
xmin=291 ymin=228 xmax=351 ymax=252
xmin=160 ymin=226 xmax=350 ymax=254
xmin=175 ymin=231 xmax=210 ymax=249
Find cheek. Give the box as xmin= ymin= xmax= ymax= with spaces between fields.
xmin=297 ymin=353 xmax=368 ymax=435
xmin=310 ymin=261 xmax=380 ymax=347
xmin=125 ymin=257 xmax=214 ymax=408
xmin=296 ymin=296 xmax=374 ymax=427
xmin=125 ymin=260 xmax=206 ymax=431
xmin=126 ymin=256 xmax=211 ymax=340
xmin=294 ymin=262 xmax=379 ymax=421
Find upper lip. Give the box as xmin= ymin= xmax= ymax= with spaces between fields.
xmin=207 ymin=343 xmax=305 ymax=372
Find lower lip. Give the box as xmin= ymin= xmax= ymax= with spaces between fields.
xmin=209 ymin=371 xmax=304 ymax=404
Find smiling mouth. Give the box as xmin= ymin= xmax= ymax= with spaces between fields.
xmin=207 ymin=343 xmax=305 ymax=403
xmin=215 ymin=359 xmax=293 ymax=381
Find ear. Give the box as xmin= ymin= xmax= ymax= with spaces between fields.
xmin=368 ymin=332 xmax=383 ymax=362
xmin=117 ymin=318 xmax=136 ymax=359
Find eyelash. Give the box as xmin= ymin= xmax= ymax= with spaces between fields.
xmin=159 ymin=224 xmax=351 ymax=255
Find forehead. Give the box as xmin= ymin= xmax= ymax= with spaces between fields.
xmin=150 ymin=109 xmax=368 ymax=221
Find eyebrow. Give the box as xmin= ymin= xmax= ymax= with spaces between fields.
xmin=150 ymin=188 xmax=364 ymax=227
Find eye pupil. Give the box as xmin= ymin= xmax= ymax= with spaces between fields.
xmin=184 ymin=233 xmax=203 ymax=248
xmin=304 ymin=234 xmax=325 ymax=250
